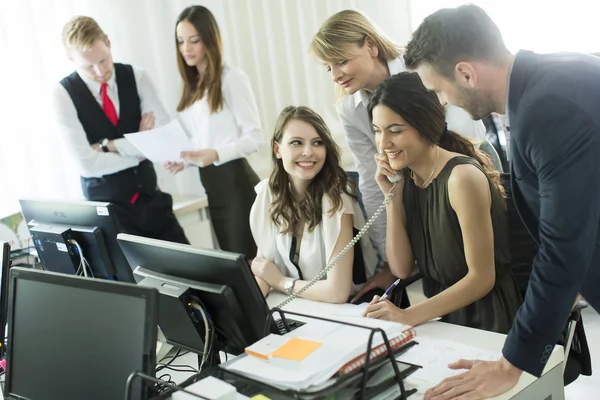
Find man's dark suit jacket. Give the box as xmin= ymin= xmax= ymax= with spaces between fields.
xmin=504 ymin=50 xmax=600 ymax=376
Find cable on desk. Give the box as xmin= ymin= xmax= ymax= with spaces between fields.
xmin=158 ymin=349 xmax=189 ymax=365
xmin=156 ymin=348 xmax=182 ymax=373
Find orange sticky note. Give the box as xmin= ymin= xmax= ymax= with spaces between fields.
xmin=272 ymin=338 xmax=321 ymax=361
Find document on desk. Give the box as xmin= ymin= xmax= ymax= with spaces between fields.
xmin=397 ymin=337 xmax=501 ymax=384
xmin=123 ymin=120 xmax=193 ymax=163
xmin=224 ymin=318 xmax=404 ymax=390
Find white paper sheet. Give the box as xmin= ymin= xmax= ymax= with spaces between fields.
xmin=123 ymin=120 xmax=193 ymax=162
xmin=397 ymin=337 xmax=501 ymax=384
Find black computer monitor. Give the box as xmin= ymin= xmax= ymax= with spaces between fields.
xmin=134 ymin=266 xmax=249 ymax=356
xmin=4 ymin=267 xmax=158 ymax=400
xmin=19 ymin=198 xmax=134 ymax=282
xmin=117 ymin=233 xmax=269 ymax=353
xmin=0 ymin=242 xmax=10 ymax=359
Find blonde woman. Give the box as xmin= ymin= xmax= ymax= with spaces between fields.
xmin=169 ymin=6 xmax=264 ymax=258
xmin=311 ymin=10 xmax=487 ymax=300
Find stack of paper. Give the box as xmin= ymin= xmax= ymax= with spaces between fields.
xmin=223 ymin=317 xmax=407 ymax=391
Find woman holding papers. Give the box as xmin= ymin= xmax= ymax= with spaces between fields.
xmin=168 ymin=6 xmax=262 ymax=257
xmin=310 ymin=10 xmax=487 ymax=301
xmin=364 ymin=72 xmax=522 ymax=333
xmin=249 ymin=106 xmax=378 ymax=303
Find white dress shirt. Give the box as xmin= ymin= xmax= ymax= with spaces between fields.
xmin=177 ymin=64 xmax=264 ymax=165
xmin=52 ymin=65 xmax=170 ymax=178
xmin=336 ymin=57 xmax=486 ymax=261
xmin=250 ymin=179 xmax=378 ymax=294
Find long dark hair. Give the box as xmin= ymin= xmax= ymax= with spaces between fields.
xmin=270 ymin=106 xmax=356 ymax=234
xmin=175 ymin=6 xmax=223 ymax=113
xmin=367 ymin=72 xmax=504 ymax=197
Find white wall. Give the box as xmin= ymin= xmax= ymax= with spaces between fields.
xmin=0 ymin=0 xmax=411 ymax=211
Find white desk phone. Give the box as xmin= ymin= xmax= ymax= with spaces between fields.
xmin=275 ymin=147 xmax=400 ymax=308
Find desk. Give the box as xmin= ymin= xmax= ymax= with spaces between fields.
xmin=161 ymin=293 xmax=564 ymax=400
xmin=263 ymin=293 xmax=565 ymax=400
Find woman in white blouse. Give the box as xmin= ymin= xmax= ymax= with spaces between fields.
xmin=249 ymin=106 xmax=378 ymax=304
xmin=310 ymin=10 xmax=487 ymax=301
xmin=168 ymin=6 xmax=263 ymax=258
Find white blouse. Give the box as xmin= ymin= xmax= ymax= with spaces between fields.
xmin=177 ymin=64 xmax=265 ymax=165
xmin=249 ymin=179 xmax=378 ymax=294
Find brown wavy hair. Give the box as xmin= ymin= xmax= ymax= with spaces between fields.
xmin=270 ymin=106 xmax=356 ymax=234
xmin=367 ymin=72 xmax=504 ymax=198
xmin=175 ymin=6 xmax=224 ymax=113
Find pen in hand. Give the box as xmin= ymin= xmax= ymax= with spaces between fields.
xmin=377 ymin=278 xmax=401 ymax=303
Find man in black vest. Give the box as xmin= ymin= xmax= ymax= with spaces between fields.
xmin=52 ymin=16 xmax=188 ymax=245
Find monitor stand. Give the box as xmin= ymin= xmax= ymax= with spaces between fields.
xmin=156 ymin=327 xmax=173 ymax=361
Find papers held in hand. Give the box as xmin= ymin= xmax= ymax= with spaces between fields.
xmin=124 ymin=120 xmax=193 ymax=163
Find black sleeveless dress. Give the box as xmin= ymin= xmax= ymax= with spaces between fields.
xmin=403 ymin=156 xmax=522 ymax=333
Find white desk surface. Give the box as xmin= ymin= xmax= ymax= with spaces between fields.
xmin=165 ymin=292 xmax=564 ymax=400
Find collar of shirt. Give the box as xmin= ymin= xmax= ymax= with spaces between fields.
xmin=353 ymin=56 xmax=406 ymax=109
xmin=77 ymin=69 xmax=117 ymax=96
xmin=504 ymin=55 xmax=516 ymax=129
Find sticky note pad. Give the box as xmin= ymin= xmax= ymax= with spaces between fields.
xmin=250 ymin=395 xmax=271 ymax=400
xmin=271 ymin=337 xmax=321 ymax=361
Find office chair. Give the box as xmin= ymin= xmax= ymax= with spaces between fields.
xmin=391 ymin=173 xmax=591 ymax=385
xmin=479 ymin=139 xmax=504 ymax=172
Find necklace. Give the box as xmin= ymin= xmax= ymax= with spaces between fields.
xmin=411 ymin=146 xmax=440 ymax=188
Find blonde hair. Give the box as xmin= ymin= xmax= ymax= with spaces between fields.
xmin=61 ymin=16 xmax=108 ymax=53
xmin=311 ymin=10 xmax=400 ymax=96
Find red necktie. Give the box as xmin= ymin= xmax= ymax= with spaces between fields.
xmin=101 ymin=82 xmax=118 ymax=125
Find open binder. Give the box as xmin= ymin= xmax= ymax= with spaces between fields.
xmin=140 ymin=308 xmax=421 ymax=400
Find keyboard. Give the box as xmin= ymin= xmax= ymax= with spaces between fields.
xmin=274 ymin=318 xmax=305 ymax=335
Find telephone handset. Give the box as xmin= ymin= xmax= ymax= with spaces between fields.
xmin=380 ymin=146 xmax=402 ymax=183
xmin=275 ymin=179 xmax=398 ymax=309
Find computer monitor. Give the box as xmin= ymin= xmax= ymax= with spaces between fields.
xmin=117 ymin=233 xmax=269 ymax=353
xmin=19 ymin=198 xmax=134 ymax=282
xmin=4 ymin=267 xmax=158 ymax=400
xmin=134 ymin=266 xmax=249 ymax=356
xmin=0 ymin=242 xmax=10 ymax=359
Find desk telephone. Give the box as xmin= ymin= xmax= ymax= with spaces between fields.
xmin=275 ymin=148 xmax=400 ymax=308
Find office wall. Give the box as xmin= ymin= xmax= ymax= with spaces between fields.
xmin=0 ymin=0 xmax=411 ymax=211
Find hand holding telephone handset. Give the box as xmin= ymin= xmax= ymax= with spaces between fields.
xmin=376 ymin=145 xmax=403 ymax=185
xmin=274 ymin=148 xmax=401 ymax=309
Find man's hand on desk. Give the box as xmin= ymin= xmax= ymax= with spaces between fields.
xmin=423 ymin=357 xmax=522 ymax=400
xmin=351 ymin=262 xmax=397 ymax=303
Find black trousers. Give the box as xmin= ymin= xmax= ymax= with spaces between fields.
xmin=199 ymin=158 xmax=259 ymax=258
xmin=112 ymin=190 xmax=189 ymax=245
